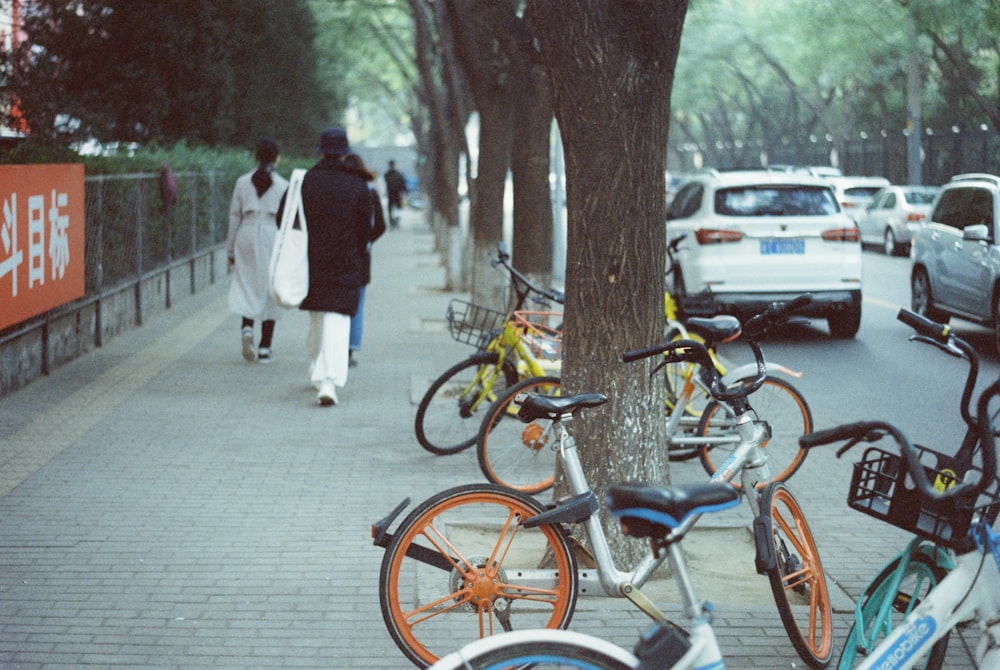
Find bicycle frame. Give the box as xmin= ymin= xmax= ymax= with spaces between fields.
xmin=851 ymin=524 xmax=1000 ymax=669
xmin=517 ymin=406 xmax=773 ymax=615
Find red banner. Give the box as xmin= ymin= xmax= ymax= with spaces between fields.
xmin=0 ymin=164 xmax=86 ymax=330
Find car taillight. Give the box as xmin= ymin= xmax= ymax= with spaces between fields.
xmin=906 ymin=212 xmax=926 ymax=223
xmin=840 ymin=202 xmax=856 ymax=209
xmin=695 ymin=228 xmax=744 ymax=245
xmin=822 ymin=227 xmax=860 ymax=242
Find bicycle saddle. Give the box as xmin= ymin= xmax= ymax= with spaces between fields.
xmin=684 ymin=315 xmax=741 ymax=344
xmin=515 ymin=392 xmax=608 ymax=421
xmin=607 ymin=482 xmax=740 ymax=537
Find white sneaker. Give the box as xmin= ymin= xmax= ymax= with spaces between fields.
xmin=258 ymin=347 xmax=273 ymax=364
xmin=317 ymin=381 xmax=337 ymax=406
xmin=241 ymin=327 xmax=256 ymax=362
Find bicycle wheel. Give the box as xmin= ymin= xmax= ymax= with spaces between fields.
xmin=837 ymin=551 xmax=949 ymax=670
xmin=696 ymin=374 xmax=812 ymax=484
xmin=415 ymin=352 xmax=519 ymax=455
xmin=431 ymin=629 xmax=639 ymax=670
xmin=379 ymin=483 xmax=579 ymax=668
xmin=477 ymin=376 xmax=562 ymax=494
xmin=758 ymin=482 xmax=833 ymax=669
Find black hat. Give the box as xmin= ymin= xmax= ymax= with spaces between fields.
xmin=318 ymin=127 xmax=350 ymax=156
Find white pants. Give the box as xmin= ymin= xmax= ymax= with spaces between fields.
xmin=306 ymin=311 xmax=351 ymax=389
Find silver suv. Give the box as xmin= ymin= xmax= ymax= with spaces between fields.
xmin=910 ymin=173 xmax=1000 ymax=351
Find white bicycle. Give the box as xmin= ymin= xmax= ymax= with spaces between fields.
xmin=799 ymin=309 xmax=1000 ymax=669
xmin=428 ymin=480 xmax=742 ymax=669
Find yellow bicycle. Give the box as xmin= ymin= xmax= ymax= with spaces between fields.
xmin=413 ymin=245 xmax=562 ymax=455
xmin=475 ymin=291 xmax=813 ymax=495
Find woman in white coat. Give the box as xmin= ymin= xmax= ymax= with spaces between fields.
xmin=226 ymin=138 xmax=288 ymax=363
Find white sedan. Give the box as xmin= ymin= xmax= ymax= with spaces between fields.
xmin=855 ymin=185 xmax=939 ymax=256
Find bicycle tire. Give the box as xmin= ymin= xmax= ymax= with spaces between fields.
xmin=476 ymin=376 xmax=562 ymax=494
xmin=415 ymin=352 xmax=519 ymax=455
xmin=430 ymin=629 xmax=640 ymax=669
xmin=696 ymin=374 xmax=812 ymax=485
xmin=758 ymin=481 xmax=833 ymax=668
xmin=837 ymin=551 xmax=949 ymax=670
xmin=379 ymin=483 xmax=579 ymax=668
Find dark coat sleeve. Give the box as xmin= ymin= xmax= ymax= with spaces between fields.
xmin=369 ymin=189 xmax=387 ymax=243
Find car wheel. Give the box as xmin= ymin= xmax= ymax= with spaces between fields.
xmin=883 ymin=228 xmax=897 ymax=256
xmin=911 ymin=269 xmax=949 ymax=324
xmin=828 ymin=304 xmax=861 ymax=338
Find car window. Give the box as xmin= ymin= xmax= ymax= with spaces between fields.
xmin=714 ymin=185 xmax=839 ymax=216
xmin=843 ymin=187 xmax=884 ymax=198
xmin=934 ymin=187 xmax=993 ymax=231
xmin=881 ymin=193 xmax=896 ymax=209
xmin=667 ymin=182 xmax=703 ymax=220
xmin=904 ymin=191 xmax=936 ymax=205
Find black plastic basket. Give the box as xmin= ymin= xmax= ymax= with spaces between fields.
xmin=446 ymin=299 xmax=505 ymax=349
xmin=848 ymin=444 xmax=1000 ymax=549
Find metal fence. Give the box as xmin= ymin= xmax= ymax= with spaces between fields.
xmin=84 ymin=170 xmax=227 ymax=295
xmin=1 ymin=169 xmax=234 ymax=389
xmin=670 ymin=125 xmax=1000 ymax=185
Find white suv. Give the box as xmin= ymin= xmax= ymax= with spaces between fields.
xmin=910 ymin=173 xmax=1000 ymax=352
xmin=666 ymin=169 xmax=863 ymax=338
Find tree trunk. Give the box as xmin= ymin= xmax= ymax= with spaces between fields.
xmin=449 ymin=0 xmax=517 ymax=308
xmin=531 ymin=0 xmax=688 ymax=563
xmin=511 ymin=4 xmax=555 ymax=293
xmin=410 ymin=0 xmax=472 ymax=290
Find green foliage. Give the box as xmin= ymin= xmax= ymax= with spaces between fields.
xmin=1 ymin=0 xmax=337 ymax=153
xmin=673 ymin=0 xmax=1000 ymax=159
xmin=309 ymin=0 xmax=416 ymax=145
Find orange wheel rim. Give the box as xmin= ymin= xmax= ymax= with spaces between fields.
xmin=386 ymin=490 xmax=574 ymax=665
xmin=771 ymin=487 xmax=833 ymax=659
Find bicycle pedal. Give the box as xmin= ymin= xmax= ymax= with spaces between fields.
xmin=634 ymin=620 xmax=690 ymax=668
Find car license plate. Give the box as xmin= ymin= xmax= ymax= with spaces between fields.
xmin=760 ymin=239 xmax=805 ymax=255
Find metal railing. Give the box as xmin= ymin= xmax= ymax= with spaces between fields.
xmin=1 ymin=169 xmax=235 ymax=393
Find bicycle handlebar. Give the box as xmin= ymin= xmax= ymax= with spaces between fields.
xmin=799 ymin=377 xmax=999 ymax=504
xmin=897 ymin=308 xmax=979 ymax=432
xmin=492 ymin=242 xmax=564 ymax=306
xmin=622 ymin=337 xmax=766 ymax=404
xmin=622 ymin=294 xmax=811 ymax=405
xmin=743 ymin=294 xmax=813 ymax=339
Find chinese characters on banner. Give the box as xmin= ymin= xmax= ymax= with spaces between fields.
xmin=0 ymin=164 xmax=86 ymax=330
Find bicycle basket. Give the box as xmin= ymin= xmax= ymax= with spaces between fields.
xmin=512 ymin=310 xmax=563 ymax=361
xmin=848 ymin=444 xmax=1000 ymax=549
xmin=446 ymin=299 xmax=505 ymax=349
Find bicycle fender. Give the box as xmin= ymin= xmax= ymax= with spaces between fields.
xmin=721 ymin=360 xmax=802 ymax=385
xmin=371 ymin=497 xmax=410 ymax=549
xmin=522 ymin=491 xmax=599 ymax=528
xmin=752 ymin=515 xmax=775 ymax=574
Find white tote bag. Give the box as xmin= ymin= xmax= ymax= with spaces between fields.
xmin=269 ymin=169 xmax=309 ymax=308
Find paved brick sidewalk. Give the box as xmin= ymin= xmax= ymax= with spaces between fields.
xmin=0 ymin=209 xmax=969 ymax=668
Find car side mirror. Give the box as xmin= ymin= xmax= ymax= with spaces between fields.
xmin=963 ymin=223 xmax=991 ymax=243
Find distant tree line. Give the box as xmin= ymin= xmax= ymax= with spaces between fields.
xmin=0 ymin=0 xmax=337 ymax=154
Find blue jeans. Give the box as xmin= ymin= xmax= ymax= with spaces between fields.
xmin=350 ymin=285 xmax=366 ymax=352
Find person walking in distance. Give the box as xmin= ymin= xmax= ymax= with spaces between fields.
xmin=280 ymin=128 xmax=372 ymax=406
xmin=342 ymin=154 xmax=387 ymax=368
xmin=383 ymin=160 xmax=407 ymax=228
xmin=226 ymin=138 xmax=287 ymax=363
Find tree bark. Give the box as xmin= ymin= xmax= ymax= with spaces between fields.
xmin=531 ymin=0 xmax=687 ymax=563
xmin=511 ymin=4 xmax=555 ymax=292
xmin=448 ymin=0 xmax=517 ymax=307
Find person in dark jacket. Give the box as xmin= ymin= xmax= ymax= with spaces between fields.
xmin=279 ymin=127 xmax=372 ymax=406
xmin=341 ymin=154 xmax=387 ymax=367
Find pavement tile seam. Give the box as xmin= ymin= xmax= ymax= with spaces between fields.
xmin=0 ymin=292 xmax=229 ymax=498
